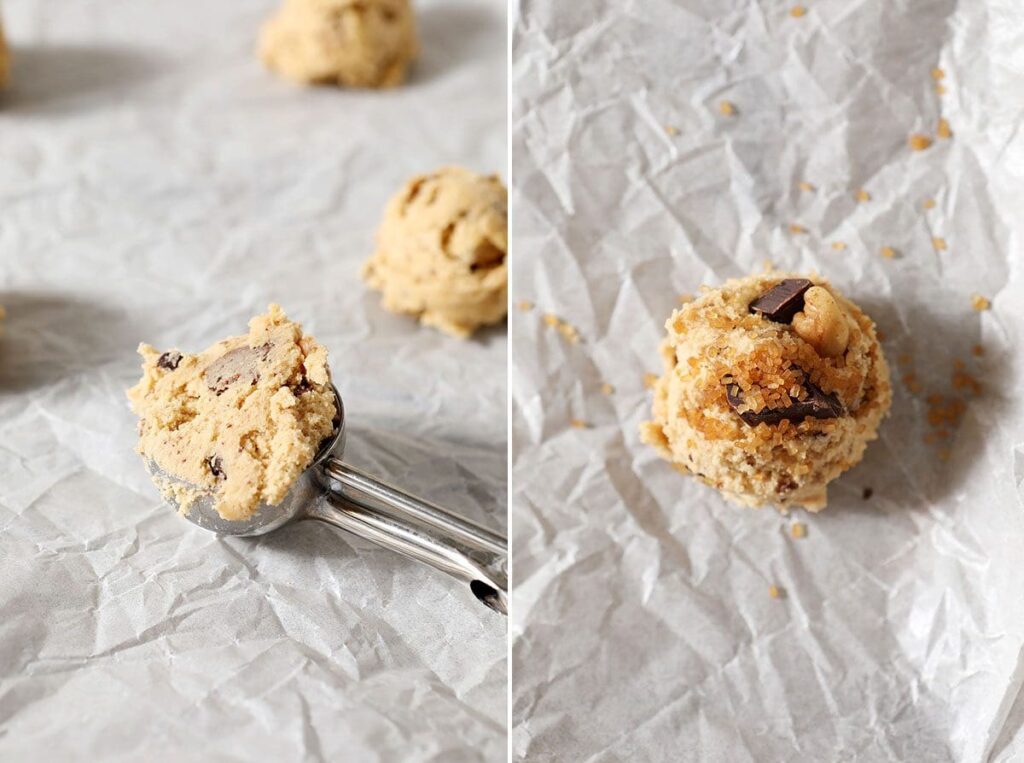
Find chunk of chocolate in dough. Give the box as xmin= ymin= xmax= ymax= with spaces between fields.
xmin=204 ymin=344 xmax=272 ymax=395
xmin=157 ymin=351 xmax=183 ymax=371
xmin=726 ymin=381 xmax=844 ymax=426
xmin=749 ymin=278 xmax=813 ymax=323
xmin=206 ymin=455 xmax=225 ymax=479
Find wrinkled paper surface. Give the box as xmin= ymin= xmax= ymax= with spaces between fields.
xmin=511 ymin=1 xmax=1024 ymax=760
xmin=0 ymin=0 xmax=507 ymax=760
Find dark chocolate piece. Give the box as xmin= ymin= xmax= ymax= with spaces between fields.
xmin=469 ymin=241 xmax=505 ymax=272
xmin=725 ymin=380 xmax=844 ymax=426
xmin=157 ymin=351 xmax=183 ymax=371
xmin=862 ymin=487 xmax=873 ymax=500
xmin=749 ymin=278 xmax=813 ymax=323
xmin=776 ymin=475 xmax=799 ymax=494
xmin=206 ymin=455 xmax=225 ymax=479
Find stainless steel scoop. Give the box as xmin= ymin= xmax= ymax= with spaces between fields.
xmin=147 ymin=385 xmax=508 ymax=615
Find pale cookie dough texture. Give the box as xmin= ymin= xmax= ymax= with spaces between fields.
xmin=127 ymin=305 xmax=337 ymax=522
xmin=362 ymin=167 xmax=509 ymax=337
xmin=641 ymin=273 xmax=892 ymax=511
xmin=259 ymin=0 xmax=417 ymax=88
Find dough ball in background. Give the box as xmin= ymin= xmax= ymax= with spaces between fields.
xmin=641 ymin=272 xmax=892 ymax=511
xmin=259 ymin=0 xmax=417 ymax=88
xmin=0 ymin=20 xmax=10 ymax=88
xmin=362 ymin=167 xmax=508 ymax=338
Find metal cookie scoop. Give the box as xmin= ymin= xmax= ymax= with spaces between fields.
xmin=146 ymin=385 xmax=508 ymax=615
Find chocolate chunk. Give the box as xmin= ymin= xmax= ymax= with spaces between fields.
xmin=776 ymin=475 xmax=799 ymax=493
xmin=206 ymin=455 xmax=225 ymax=479
xmin=290 ymin=378 xmax=312 ymax=396
xmin=204 ymin=344 xmax=271 ymax=395
xmin=725 ymin=380 xmax=844 ymax=426
xmin=862 ymin=487 xmax=873 ymax=500
xmin=469 ymin=241 xmax=505 ymax=272
xmin=157 ymin=351 xmax=183 ymax=371
xmin=749 ymin=279 xmax=813 ymax=323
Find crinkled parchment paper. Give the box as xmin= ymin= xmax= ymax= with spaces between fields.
xmin=0 ymin=0 xmax=507 ymax=760
xmin=511 ymin=0 xmax=1024 ymax=760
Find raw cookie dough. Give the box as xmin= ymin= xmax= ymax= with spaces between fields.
xmin=127 ymin=305 xmax=337 ymax=522
xmin=259 ymin=0 xmax=417 ymax=88
xmin=641 ymin=272 xmax=891 ymax=511
xmin=0 ymin=21 xmax=10 ymax=88
xmin=362 ymin=167 xmax=508 ymax=338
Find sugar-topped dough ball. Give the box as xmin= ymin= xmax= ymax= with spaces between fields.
xmin=641 ymin=272 xmax=891 ymax=511
xmin=259 ymin=0 xmax=417 ymax=88
xmin=362 ymin=167 xmax=508 ymax=338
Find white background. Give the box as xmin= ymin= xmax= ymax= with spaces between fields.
xmin=0 ymin=1 xmax=508 ymax=760
xmin=511 ymin=0 xmax=1024 ymax=760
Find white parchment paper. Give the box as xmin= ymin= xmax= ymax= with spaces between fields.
xmin=0 ymin=1 xmax=507 ymax=760
xmin=511 ymin=0 xmax=1024 ymax=760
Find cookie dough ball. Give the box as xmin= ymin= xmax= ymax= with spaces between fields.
xmin=127 ymin=305 xmax=337 ymax=522
xmin=641 ymin=273 xmax=891 ymax=511
xmin=0 ymin=21 xmax=10 ymax=88
xmin=362 ymin=167 xmax=508 ymax=338
xmin=259 ymin=0 xmax=417 ymax=88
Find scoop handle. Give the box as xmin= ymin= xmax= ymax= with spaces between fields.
xmin=307 ymin=456 xmax=508 ymax=615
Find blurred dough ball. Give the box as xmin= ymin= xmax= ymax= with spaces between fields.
xmin=363 ymin=167 xmax=508 ymax=338
xmin=0 ymin=21 xmax=10 ymax=87
xmin=259 ymin=0 xmax=417 ymax=88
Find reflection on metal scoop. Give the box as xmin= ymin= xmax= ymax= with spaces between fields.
xmin=146 ymin=385 xmax=508 ymax=615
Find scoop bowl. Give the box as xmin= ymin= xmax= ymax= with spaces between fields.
xmin=144 ymin=385 xmax=508 ymax=614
